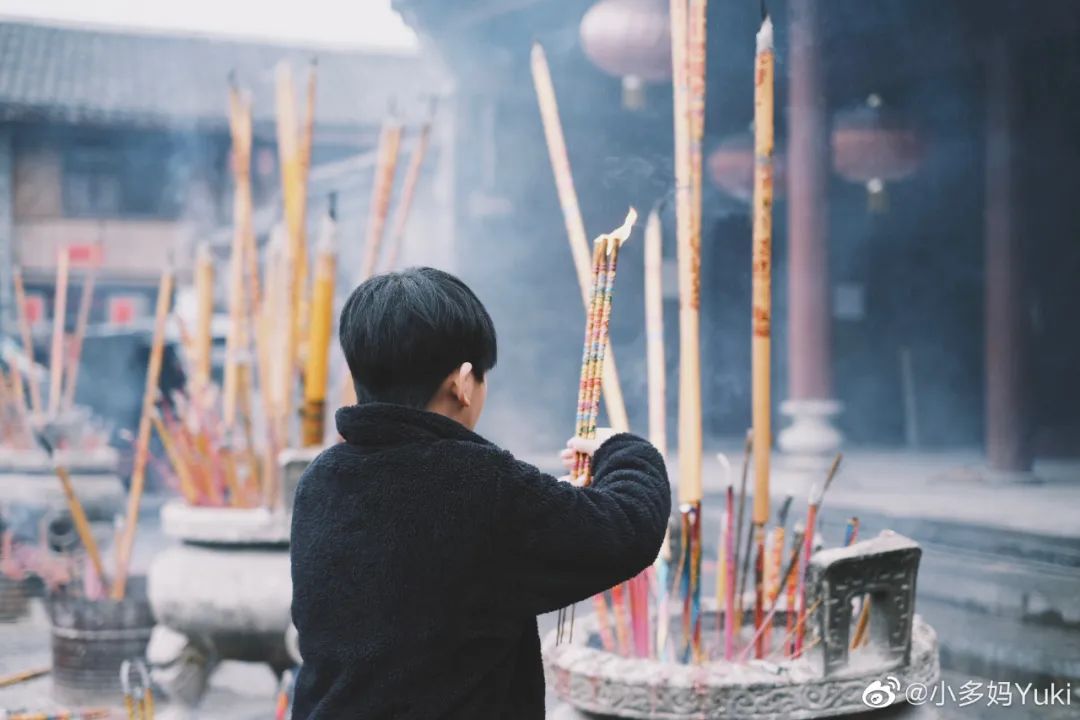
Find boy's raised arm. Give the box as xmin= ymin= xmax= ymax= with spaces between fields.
xmin=493 ymin=434 xmax=671 ymax=616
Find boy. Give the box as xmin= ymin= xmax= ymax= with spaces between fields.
xmin=290 ymin=267 xmax=670 ymax=719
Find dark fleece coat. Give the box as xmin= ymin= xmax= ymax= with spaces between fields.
xmin=290 ymin=403 xmax=670 ymax=720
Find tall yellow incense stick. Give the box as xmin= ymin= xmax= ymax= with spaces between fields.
xmin=383 ymin=117 xmax=434 ymax=271
xmin=227 ymin=84 xmax=254 ymax=429
xmin=669 ymin=0 xmax=700 ymax=506
xmin=62 ymin=263 xmax=96 ymax=410
xmin=192 ymin=243 xmax=214 ymax=394
xmin=297 ymin=60 xmax=317 ymax=302
xmin=12 ymin=268 xmax=42 ymax=416
xmin=301 ymin=205 xmax=337 ymax=447
xmin=112 ymin=268 xmax=173 ymax=600
xmin=275 ymin=62 xmax=313 ymax=443
xmin=48 ymin=247 xmax=70 ymax=418
xmin=751 ymin=14 xmax=775 ymax=656
xmin=339 ymin=114 xmax=404 ymax=409
xmin=531 ymin=42 xmax=630 ymax=433
xmin=751 ymin=15 xmax=775 ymax=530
xmin=644 ymin=208 xmax=667 ymax=458
xmin=361 ymin=116 xmax=403 ymax=281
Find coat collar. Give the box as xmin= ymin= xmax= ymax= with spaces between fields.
xmin=335 ymin=402 xmax=490 ymax=449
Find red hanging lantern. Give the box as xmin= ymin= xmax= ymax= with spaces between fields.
xmin=832 ymin=94 xmax=925 ymax=212
xmin=580 ymin=0 xmax=671 ymax=110
xmin=707 ymin=131 xmax=785 ymax=203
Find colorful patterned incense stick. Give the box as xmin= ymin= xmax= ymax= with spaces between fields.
xmin=559 ymin=210 xmax=636 ymax=647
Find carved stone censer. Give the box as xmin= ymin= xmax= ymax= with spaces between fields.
xmin=545 ymin=534 xmax=939 ymax=719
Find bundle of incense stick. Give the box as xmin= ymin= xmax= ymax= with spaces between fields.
xmin=556 ymin=208 xmax=636 ymax=648
xmin=736 ymin=453 xmax=842 ymax=661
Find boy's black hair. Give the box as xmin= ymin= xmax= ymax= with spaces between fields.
xmin=339 ymin=267 xmax=497 ymax=409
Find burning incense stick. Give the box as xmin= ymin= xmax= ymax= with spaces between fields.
xmin=763 ymin=495 xmax=792 ymax=651
xmin=7 ymin=710 xmax=111 ymax=720
xmin=61 ymin=263 xmax=96 ymax=411
xmin=192 ymin=242 xmax=214 ymax=394
xmin=383 ymin=110 xmax=435 ymax=271
xmin=571 ymin=239 xmax=607 ymax=485
xmin=0 ymin=666 xmax=50 ymax=689
xmin=301 ymin=201 xmax=337 ymax=447
xmin=844 ymin=516 xmax=860 ymax=546
xmin=611 ymin=582 xmax=631 ymax=656
xmin=48 ymin=247 xmax=70 ymax=418
xmin=794 ymin=454 xmax=841 ymax=653
xmin=531 ymin=42 xmax=630 ymax=434
xmin=112 ymin=269 xmax=173 ymax=600
xmin=644 ymin=208 xmax=667 ymax=457
xmin=734 ymin=429 xmax=752 ymax=623
xmin=717 ymin=454 xmax=735 ymax=659
xmin=13 ymin=267 xmax=42 ymax=415
xmin=151 ymin=411 xmax=198 ymax=505
xmin=784 ymin=523 xmax=804 ymax=656
xmin=361 ymin=114 xmax=403 ymax=281
xmin=226 ymin=83 xmax=255 ymax=431
xmin=627 ymin=569 xmax=651 ymax=658
xmin=35 ymin=433 xmax=108 ymax=590
xmin=750 ymin=13 xmax=775 ymax=657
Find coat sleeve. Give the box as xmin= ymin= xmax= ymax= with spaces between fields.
xmin=492 ymin=433 xmax=671 ymax=616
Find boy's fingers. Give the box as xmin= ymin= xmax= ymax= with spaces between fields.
xmin=566 ymin=436 xmax=600 ymax=456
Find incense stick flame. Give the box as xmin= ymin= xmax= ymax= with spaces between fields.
xmin=597 ymin=207 xmax=638 ymax=253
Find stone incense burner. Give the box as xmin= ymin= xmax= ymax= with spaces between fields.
xmin=545 ymin=534 xmax=939 ymax=719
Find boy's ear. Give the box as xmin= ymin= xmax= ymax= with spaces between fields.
xmin=453 ymin=362 xmax=475 ymax=408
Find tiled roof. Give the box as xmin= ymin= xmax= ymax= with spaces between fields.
xmin=0 ymin=20 xmax=445 ymax=130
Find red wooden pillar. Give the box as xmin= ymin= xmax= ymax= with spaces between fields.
xmin=984 ymin=39 xmax=1032 ymax=473
xmin=778 ymin=0 xmax=842 ymax=458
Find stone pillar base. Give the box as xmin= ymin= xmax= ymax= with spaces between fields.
xmin=778 ymin=398 xmax=843 ymax=460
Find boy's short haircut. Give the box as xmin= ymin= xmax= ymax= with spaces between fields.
xmin=339 ymin=267 xmax=498 ymax=408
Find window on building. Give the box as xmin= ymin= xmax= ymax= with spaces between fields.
xmin=62 ymin=137 xmax=183 ymax=219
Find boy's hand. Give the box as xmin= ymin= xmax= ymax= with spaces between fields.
xmin=558 ymin=428 xmax=617 ymax=473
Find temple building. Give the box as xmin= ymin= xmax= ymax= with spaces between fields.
xmin=0 ymin=20 xmax=448 ymax=333
xmin=391 ymin=0 xmax=1080 ymax=482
